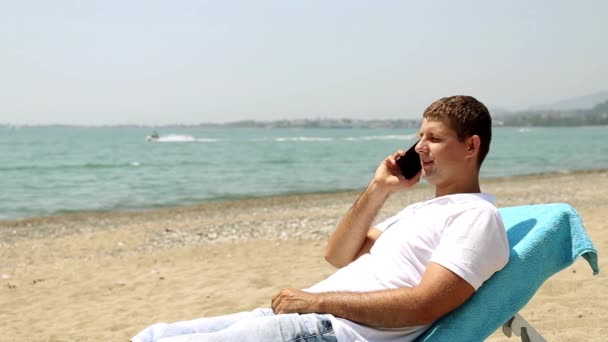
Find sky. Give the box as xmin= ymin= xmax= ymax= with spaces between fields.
xmin=1 ymin=1 xmax=607 ymax=125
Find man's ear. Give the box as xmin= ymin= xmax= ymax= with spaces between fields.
xmin=465 ymin=135 xmax=481 ymax=160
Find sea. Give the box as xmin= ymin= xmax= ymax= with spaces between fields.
xmin=1 ymin=126 xmax=607 ymax=221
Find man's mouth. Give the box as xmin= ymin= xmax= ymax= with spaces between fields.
xmin=422 ymin=160 xmax=434 ymax=168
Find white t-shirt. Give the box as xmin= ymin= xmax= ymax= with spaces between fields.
xmin=305 ymin=193 xmax=510 ymax=342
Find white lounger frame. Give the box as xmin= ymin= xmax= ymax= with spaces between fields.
xmin=502 ymin=314 xmax=547 ymax=342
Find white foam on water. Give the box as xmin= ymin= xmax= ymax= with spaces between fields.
xmin=274 ymin=137 xmax=333 ymax=142
xmin=343 ymin=134 xmax=417 ymax=141
xmin=155 ymin=135 xmax=219 ymax=142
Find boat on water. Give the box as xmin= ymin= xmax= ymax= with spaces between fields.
xmin=146 ymin=130 xmax=160 ymax=141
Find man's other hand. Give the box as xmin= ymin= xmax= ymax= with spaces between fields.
xmin=271 ymin=288 xmax=321 ymax=315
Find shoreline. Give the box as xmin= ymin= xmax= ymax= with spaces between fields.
xmin=2 ymin=167 xmax=607 ymax=228
xmin=1 ymin=169 xmax=607 ymax=251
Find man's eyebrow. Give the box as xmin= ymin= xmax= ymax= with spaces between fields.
xmin=419 ymin=131 xmax=441 ymax=137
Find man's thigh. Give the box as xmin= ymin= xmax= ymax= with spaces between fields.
xmin=132 ymin=308 xmax=273 ymax=342
xmin=158 ymin=312 xmax=337 ymax=342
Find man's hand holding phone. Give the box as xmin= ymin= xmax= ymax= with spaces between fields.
xmin=372 ymin=141 xmax=422 ymax=195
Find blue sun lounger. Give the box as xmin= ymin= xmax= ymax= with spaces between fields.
xmin=416 ymin=203 xmax=600 ymax=342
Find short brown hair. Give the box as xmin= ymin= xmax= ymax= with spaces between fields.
xmin=423 ymin=95 xmax=492 ymax=167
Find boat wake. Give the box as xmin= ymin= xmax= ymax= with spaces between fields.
xmin=148 ymin=134 xmax=219 ymax=142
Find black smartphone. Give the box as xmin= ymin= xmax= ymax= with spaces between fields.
xmin=396 ymin=140 xmax=421 ymax=179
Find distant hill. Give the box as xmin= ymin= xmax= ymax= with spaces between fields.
xmin=495 ymin=98 xmax=608 ymax=126
xmin=528 ymin=90 xmax=608 ymax=111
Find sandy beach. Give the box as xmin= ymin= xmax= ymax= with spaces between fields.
xmin=1 ymin=170 xmax=606 ymax=342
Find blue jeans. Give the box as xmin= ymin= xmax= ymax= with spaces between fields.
xmin=131 ymin=308 xmax=338 ymax=342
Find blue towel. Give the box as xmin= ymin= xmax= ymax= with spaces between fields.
xmin=416 ymin=203 xmax=599 ymax=342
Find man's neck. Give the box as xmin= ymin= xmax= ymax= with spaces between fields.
xmin=434 ymin=173 xmax=481 ymax=197
xmin=435 ymin=185 xmax=481 ymax=197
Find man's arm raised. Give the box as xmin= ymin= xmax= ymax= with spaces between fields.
xmin=324 ymin=182 xmax=387 ymax=268
xmin=324 ymin=150 xmax=420 ymax=268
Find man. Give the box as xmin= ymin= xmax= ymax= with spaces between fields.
xmin=132 ymin=95 xmax=510 ymax=342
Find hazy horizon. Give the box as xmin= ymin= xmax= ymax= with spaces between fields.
xmin=2 ymin=1 xmax=607 ymax=125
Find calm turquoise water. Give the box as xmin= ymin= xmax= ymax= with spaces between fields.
xmin=1 ymin=126 xmax=607 ymax=220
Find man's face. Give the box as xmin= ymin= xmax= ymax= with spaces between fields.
xmin=415 ymin=118 xmax=469 ymax=186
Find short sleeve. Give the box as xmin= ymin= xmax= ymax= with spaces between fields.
xmin=374 ymin=214 xmax=400 ymax=232
xmin=430 ymin=206 xmax=509 ymax=290
xmin=374 ymin=205 xmax=417 ymax=232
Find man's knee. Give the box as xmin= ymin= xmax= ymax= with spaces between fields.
xmin=132 ymin=322 xmax=197 ymax=342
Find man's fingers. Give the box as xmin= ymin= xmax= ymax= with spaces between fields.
xmin=271 ymin=291 xmax=281 ymax=312
xmin=386 ymin=150 xmax=405 ymax=166
xmin=393 ymin=150 xmax=405 ymax=159
xmin=272 ymin=299 xmax=281 ymax=313
xmin=271 ymin=289 xmax=290 ymax=314
xmin=271 ymin=290 xmax=280 ymax=303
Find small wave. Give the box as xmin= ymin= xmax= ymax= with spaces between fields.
xmin=274 ymin=137 xmax=333 ymax=142
xmin=1 ymin=162 xmax=144 ymax=172
xmin=343 ymin=134 xmax=417 ymax=141
xmin=155 ymin=134 xmax=219 ymax=142
xmin=266 ymin=158 xmax=295 ymax=165
xmin=82 ymin=163 xmax=124 ymax=169
xmin=194 ymin=138 xmax=220 ymax=142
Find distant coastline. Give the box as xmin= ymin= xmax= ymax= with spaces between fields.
xmin=2 ymin=117 xmax=607 ymax=129
xmin=3 ymin=93 xmax=607 ymax=128
xmin=2 ymin=99 xmax=607 ymax=129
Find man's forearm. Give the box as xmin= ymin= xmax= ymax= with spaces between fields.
xmin=325 ymin=181 xmax=389 ymax=268
xmin=272 ymin=265 xmax=473 ymax=327
xmin=315 ymin=288 xmax=433 ymax=328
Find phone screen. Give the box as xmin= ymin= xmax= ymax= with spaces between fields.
xmin=396 ymin=140 xmax=421 ymax=179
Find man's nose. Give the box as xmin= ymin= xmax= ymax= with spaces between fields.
xmin=415 ymin=139 xmax=427 ymax=154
